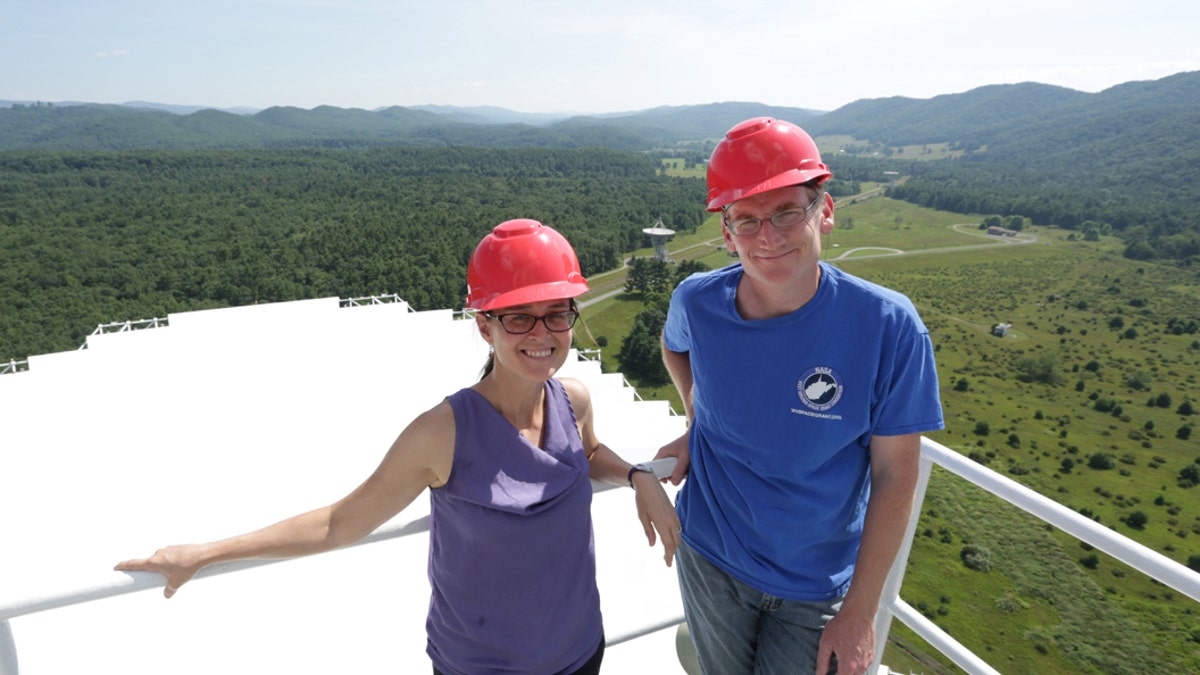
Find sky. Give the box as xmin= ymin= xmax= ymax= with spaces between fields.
xmin=3 ymin=0 xmax=1199 ymax=115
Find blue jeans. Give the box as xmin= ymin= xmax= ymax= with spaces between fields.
xmin=677 ymin=540 xmax=842 ymax=675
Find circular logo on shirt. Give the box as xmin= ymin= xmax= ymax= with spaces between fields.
xmin=797 ymin=367 xmax=844 ymax=412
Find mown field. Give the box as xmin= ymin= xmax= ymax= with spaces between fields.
xmin=578 ymin=187 xmax=1200 ymax=674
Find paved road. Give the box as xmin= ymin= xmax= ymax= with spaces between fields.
xmin=828 ymin=224 xmax=1037 ymax=261
xmin=581 ymin=222 xmax=1037 ymax=307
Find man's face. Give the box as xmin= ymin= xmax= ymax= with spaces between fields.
xmin=722 ymin=184 xmax=833 ymax=288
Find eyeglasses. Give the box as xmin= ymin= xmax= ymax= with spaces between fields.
xmin=485 ymin=309 xmax=580 ymax=334
xmin=723 ymin=193 xmax=823 ymax=236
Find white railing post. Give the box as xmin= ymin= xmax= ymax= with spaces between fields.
xmin=1 ymin=619 xmax=17 ymax=675
xmin=870 ymin=451 xmax=935 ymax=672
xmin=921 ymin=439 xmax=1200 ymax=603
xmin=890 ymin=601 xmax=1001 ymax=675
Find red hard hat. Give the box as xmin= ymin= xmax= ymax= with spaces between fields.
xmin=466 ymin=219 xmax=590 ymax=311
xmin=706 ymin=117 xmax=833 ymax=212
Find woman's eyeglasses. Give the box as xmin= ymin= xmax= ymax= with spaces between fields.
xmin=485 ymin=309 xmax=580 ymax=335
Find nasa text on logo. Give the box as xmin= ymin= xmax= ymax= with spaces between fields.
xmin=797 ymin=366 xmax=844 ymax=412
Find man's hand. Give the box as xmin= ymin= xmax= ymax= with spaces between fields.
xmin=815 ymin=607 xmax=874 ymax=675
xmin=653 ymin=431 xmax=690 ymax=485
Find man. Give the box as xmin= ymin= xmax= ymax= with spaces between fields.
xmin=656 ymin=117 xmax=944 ymax=675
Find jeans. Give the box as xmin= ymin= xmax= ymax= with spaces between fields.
xmin=677 ymin=540 xmax=841 ymax=675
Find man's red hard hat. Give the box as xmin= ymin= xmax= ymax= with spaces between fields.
xmin=706 ymin=117 xmax=833 ymax=212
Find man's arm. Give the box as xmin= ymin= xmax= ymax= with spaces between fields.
xmin=815 ymin=432 xmax=921 ymax=675
xmin=655 ymin=338 xmax=694 ymax=484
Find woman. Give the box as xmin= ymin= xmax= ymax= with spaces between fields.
xmin=116 ymin=218 xmax=681 ymax=675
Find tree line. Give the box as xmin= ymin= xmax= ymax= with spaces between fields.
xmin=887 ymin=135 xmax=1200 ymax=263
xmin=0 ymin=146 xmax=707 ymax=360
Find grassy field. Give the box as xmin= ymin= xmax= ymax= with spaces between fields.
xmin=578 ymin=183 xmax=1200 ymax=673
xmin=817 ymin=134 xmax=967 ymax=161
xmin=856 ymin=233 xmax=1200 ymax=673
xmin=660 ymin=158 xmax=706 ymax=179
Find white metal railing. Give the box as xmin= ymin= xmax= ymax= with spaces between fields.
xmin=574 ymin=351 xmax=656 ymax=406
xmin=0 ymin=459 xmax=678 ymax=675
xmin=9 ymin=295 xmax=413 ymax=372
xmin=4 ymin=438 xmax=1198 ymax=675
xmin=870 ymin=437 xmax=1200 ymax=675
xmin=339 ymin=293 xmax=411 ymax=308
xmin=81 ymin=317 xmax=170 ymax=349
xmin=91 ymin=317 xmax=169 ymax=334
xmin=2 ymin=318 xmax=170 ymax=373
xmin=576 ymin=348 xmax=602 ymax=362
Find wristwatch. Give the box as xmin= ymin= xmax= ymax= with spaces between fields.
xmin=627 ymin=463 xmax=655 ymax=488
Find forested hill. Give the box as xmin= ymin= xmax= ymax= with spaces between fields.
xmin=0 ymin=100 xmax=821 ymax=152
xmin=4 ymin=73 xmax=1196 ymax=154
xmin=5 ymin=73 xmax=1197 ymax=235
xmin=870 ymin=71 xmax=1200 ymax=261
xmin=5 ymin=74 xmax=1198 ymax=226
xmin=0 ymin=147 xmax=707 ymax=361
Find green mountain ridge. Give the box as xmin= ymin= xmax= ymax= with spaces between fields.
xmin=6 ymin=71 xmax=1197 ymax=152
xmin=4 ymin=71 xmax=1198 ymax=259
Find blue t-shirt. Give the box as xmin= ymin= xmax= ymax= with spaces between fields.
xmin=428 ymin=379 xmax=602 ymax=674
xmin=663 ymin=262 xmax=944 ymax=600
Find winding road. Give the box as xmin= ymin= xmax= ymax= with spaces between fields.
xmin=827 ymin=223 xmax=1037 ymax=261
xmin=580 ymin=222 xmax=1037 ymax=308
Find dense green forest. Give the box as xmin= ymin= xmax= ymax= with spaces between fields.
xmin=8 ymin=70 xmax=1197 ymax=266
xmin=0 ymin=147 xmax=708 ymax=360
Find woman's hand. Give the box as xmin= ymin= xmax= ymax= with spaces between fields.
xmin=631 ymin=472 xmax=682 ymax=567
xmin=115 ymin=543 xmax=207 ymax=599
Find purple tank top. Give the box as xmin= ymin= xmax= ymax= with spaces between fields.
xmin=426 ymin=379 xmax=602 ymax=675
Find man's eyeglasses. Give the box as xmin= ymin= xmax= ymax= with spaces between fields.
xmin=485 ymin=309 xmax=580 ymax=335
xmin=724 ymin=193 xmax=823 ymax=236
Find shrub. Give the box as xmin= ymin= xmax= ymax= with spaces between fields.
xmin=1178 ymin=463 xmax=1200 ymax=488
xmin=1126 ymin=511 xmax=1148 ymax=530
xmin=1015 ymin=353 xmax=1065 ymax=385
xmin=967 ymin=451 xmax=991 ymax=465
xmin=960 ymin=545 xmax=992 ymax=572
